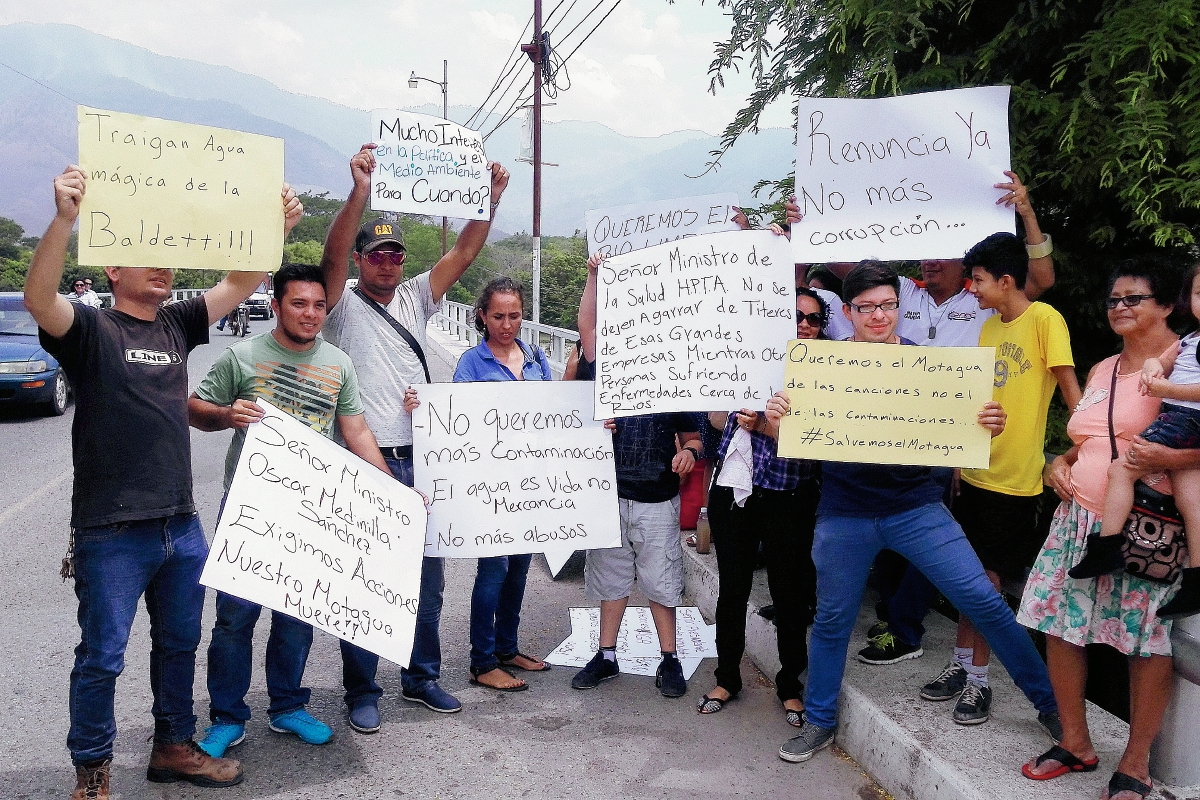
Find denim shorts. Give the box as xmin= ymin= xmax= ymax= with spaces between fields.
xmin=1141 ymin=403 xmax=1200 ymax=449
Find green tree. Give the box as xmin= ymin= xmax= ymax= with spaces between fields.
xmin=284 ymin=240 xmax=324 ymax=265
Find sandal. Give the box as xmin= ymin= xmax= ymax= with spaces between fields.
xmin=685 ymin=533 xmax=698 ymax=547
xmin=697 ymin=693 xmax=733 ymax=714
xmin=1102 ymin=772 xmax=1153 ymax=800
xmin=498 ymin=651 xmax=551 ymax=672
xmin=1020 ymin=745 xmax=1099 ymax=781
xmin=784 ymin=708 xmax=804 ymax=728
xmin=469 ymin=666 xmax=528 ymax=692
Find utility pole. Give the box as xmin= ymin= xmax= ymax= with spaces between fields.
xmin=408 ymin=60 xmax=450 ymax=256
xmin=521 ymin=0 xmax=543 ymax=323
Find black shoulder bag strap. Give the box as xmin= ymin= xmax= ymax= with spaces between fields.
xmin=1107 ymin=357 xmax=1120 ymax=462
xmin=352 ymin=286 xmax=431 ymax=384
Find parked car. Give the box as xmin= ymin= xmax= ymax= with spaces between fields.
xmin=245 ymin=291 xmax=273 ymax=320
xmin=0 ymin=292 xmax=70 ymax=415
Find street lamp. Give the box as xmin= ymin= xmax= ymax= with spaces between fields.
xmin=409 ymin=60 xmax=450 ymax=257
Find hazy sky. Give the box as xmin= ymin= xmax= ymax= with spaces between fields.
xmin=0 ymin=0 xmax=792 ymax=137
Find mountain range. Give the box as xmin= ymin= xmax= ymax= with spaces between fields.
xmin=0 ymin=22 xmax=794 ymax=239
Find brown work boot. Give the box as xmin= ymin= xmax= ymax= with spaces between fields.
xmin=70 ymin=759 xmax=110 ymax=800
xmin=146 ymin=739 xmax=243 ymax=787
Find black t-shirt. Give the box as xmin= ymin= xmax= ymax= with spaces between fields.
xmin=613 ymin=413 xmax=699 ymax=503
xmin=575 ymin=351 xmax=596 ymax=381
xmin=41 ymin=298 xmax=210 ymax=528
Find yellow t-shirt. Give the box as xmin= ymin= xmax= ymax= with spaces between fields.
xmin=962 ymin=301 xmax=1074 ymax=497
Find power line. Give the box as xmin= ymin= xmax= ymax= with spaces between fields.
xmin=465 ymin=10 xmax=535 ymax=128
xmin=558 ymin=0 xmax=623 ymax=66
xmin=0 ymin=59 xmax=81 ymax=105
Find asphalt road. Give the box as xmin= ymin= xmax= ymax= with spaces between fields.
xmin=0 ymin=323 xmax=883 ymax=800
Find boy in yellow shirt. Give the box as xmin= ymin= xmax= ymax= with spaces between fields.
xmin=918 ymin=232 xmax=1082 ymax=725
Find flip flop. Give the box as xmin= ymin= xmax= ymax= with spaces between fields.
xmin=697 ymin=693 xmax=731 ymax=714
xmin=469 ymin=668 xmax=528 ymax=692
xmin=784 ymin=708 xmax=804 ymax=728
xmin=498 ymin=651 xmax=551 ymax=672
xmin=1020 ymin=745 xmax=1100 ymax=781
xmin=1102 ymin=771 xmax=1153 ymax=799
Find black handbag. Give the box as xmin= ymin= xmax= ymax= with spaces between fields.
xmin=1106 ymin=360 xmax=1189 ymax=584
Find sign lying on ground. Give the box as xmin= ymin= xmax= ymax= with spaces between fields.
xmin=792 ymin=85 xmax=1013 ymax=263
xmin=76 ymin=106 xmax=285 ymax=271
xmin=369 ymin=109 xmax=490 ymax=219
xmin=593 ymin=229 xmax=795 ymax=418
xmin=776 ymin=339 xmax=994 ymax=468
xmin=544 ymin=606 xmax=716 ymax=679
xmin=412 ymin=381 xmax=621 ymax=574
xmin=585 ymin=192 xmax=741 ymax=258
xmin=200 ymin=399 xmax=428 ymax=666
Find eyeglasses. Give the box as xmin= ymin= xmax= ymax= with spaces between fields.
xmin=1104 ymin=294 xmax=1155 ymax=310
xmin=848 ymin=300 xmax=900 ymax=314
xmin=796 ymin=312 xmax=824 ymax=328
xmin=363 ymin=250 xmax=405 ymax=267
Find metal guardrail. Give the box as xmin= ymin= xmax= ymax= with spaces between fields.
xmin=433 ymin=299 xmax=577 ymax=377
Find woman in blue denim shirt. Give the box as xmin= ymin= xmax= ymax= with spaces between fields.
xmin=454 ymin=277 xmax=553 ymax=691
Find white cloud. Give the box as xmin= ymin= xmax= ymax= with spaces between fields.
xmin=622 ymin=54 xmax=665 ymax=79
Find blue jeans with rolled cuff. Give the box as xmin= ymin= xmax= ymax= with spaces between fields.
xmin=469 ymin=555 xmax=533 ymax=672
xmin=68 ymin=513 xmax=207 ymax=765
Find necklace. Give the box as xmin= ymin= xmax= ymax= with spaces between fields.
xmin=922 ymin=288 xmax=966 ymax=341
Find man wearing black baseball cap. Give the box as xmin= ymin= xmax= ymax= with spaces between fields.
xmin=319 ymin=144 xmax=509 ymax=730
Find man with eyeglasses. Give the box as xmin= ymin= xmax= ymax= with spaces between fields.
xmin=762 ymin=260 xmax=1060 ymax=764
xmin=67 ymin=278 xmax=102 ymax=308
xmin=318 ymin=145 xmax=510 ymax=730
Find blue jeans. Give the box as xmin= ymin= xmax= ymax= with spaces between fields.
xmin=805 ymin=503 xmax=1057 ymax=730
xmin=384 ymin=456 xmax=446 ymax=694
xmin=469 ymin=555 xmax=533 ymax=672
xmin=68 ymin=514 xmax=207 ymax=765
xmin=207 ymin=593 xmax=314 ymax=722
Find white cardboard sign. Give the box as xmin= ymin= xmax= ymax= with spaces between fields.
xmin=369 ymin=109 xmax=491 ymax=220
xmin=792 ymin=85 xmax=1013 ymax=262
xmin=585 ymin=192 xmax=741 ymax=258
xmin=594 ymin=229 xmax=795 ymax=418
xmin=412 ymin=381 xmax=621 ymax=574
xmin=544 ymin=606 xmax=716 ymax=679
xmin=200 ymin=399 xmax=428 ymax=667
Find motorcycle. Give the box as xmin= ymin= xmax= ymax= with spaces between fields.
xmin=228 ymin=303 xmax=250 ymax=338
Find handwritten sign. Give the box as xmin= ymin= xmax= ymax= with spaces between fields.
xmin=77 ymin=106 xmax=284 ymax=271
xmin=792 ymin=86 xmax=1012 ymax=263
xmin=594 ymin=229 xmax=795 ymax=418
xmin=369 ymin=109 xmax=489 ymax=220
xmin=585 ymin=192 xmax=741 ymax=258
xmin=544 ymin=606 xmax=715 ymax=679
xmin=412 ymin=381 xmax=621 ymax=574
xmin=776 ymin=339 xmax=994 ymax=468
xmin=200 ymin=400 xmax=427 ymax=666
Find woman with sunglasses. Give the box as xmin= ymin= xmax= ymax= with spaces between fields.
xmin=1017 ymin=258 xmax=1194 ymax=798
xmin=451 ymin=276 xmax=552 ymax=692
xmin=696 ymin=287 xmax=827 ymax=725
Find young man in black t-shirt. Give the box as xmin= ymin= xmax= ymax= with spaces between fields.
xmin=25 ymin=166 xmax=302 ymax=800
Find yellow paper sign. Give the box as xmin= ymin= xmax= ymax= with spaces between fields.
xmin=776 ymin=339 xmax=995 ymax=468
xmin=77 ymin=106 xmax=285 ymax=271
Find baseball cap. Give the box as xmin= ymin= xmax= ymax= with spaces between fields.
xmin=355 ymin=219 xmax=406 ymax=254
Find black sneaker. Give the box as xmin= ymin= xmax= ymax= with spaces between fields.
xmin=778 ymin=721 xmax=836 ymax=763
xmin=1038 ymin=710 xmax=1064 ymax=744
xmin=1157 ymin=567 xmax=1200 ymax=619
xmin=857 ymin=632 xmax=923 ymax=665
xmin=920 ymin=662 xmax=967 ymax=701
xmin=952 ymin=683 xmax=992 ymax=725
xmin=655 ymin=656 xmax=687 ymax=698
xmin=1067 ymin=534 xmax=1126 ymax=579
xmin=571 ymin=651 xmax=619 ymax=690
xmin=866 ymin=620 xmax=889 ymax=640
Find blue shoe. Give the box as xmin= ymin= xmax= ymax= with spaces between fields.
xmin=197 ymin=722 xmax=245 ymax=758
xmin=401 ymin=682 xmax=462 ymax=713
xmin=268 ymin=708 xmax=333 ymax=745
xmin=348 ymin=701 xmax=381 ymax=733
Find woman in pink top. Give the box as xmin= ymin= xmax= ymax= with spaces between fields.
xmin=1018 ymin=258 xmax=1191 ymax=799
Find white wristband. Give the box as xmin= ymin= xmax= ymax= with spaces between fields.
xmin=1026 ymin=233 xmax=1053 ymax=260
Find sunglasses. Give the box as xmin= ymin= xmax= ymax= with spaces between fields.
xmin=364 ymin=250 xmax=405 ymax=267
xmin=1104 ymin=294 xmax=1154 ymax=310
xmin=797 ymin=312 xmax=824 ymax=328
xmin=74 ymin=284 xmax=85 ymax=289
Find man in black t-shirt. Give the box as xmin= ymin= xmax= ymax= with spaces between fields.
xmin=25 ymin=166 xmax=302 ymax=800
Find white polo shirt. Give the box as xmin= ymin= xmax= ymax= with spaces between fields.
xmin=896 ymin=277 xmax=994 ymax=347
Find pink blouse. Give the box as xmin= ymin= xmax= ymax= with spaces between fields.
xmin=1067 ymin=353 xmax=1172 ymax=515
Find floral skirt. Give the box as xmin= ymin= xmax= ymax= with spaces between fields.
xmin=1017 ymin=498 xmax=1178 ymax=657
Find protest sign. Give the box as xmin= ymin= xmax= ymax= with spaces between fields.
xmin=544 ymin=606 xmax=715 ymax=679
xmin=77 ymin=106 xmax=284 ymax=271
xmin=200 ymin=399 xmax=427 ymax=666
xmin=412 ymin=381 xmax=621 ymax=574
xmin=776 ymin=339 xmax=994 ymax=468
xmin=593 ymin=229 xmax=795 ymax=418
xmin=585 ymin=192 xmax=741 ymax=258
xmin=792 ymin=86 xmax=1012 ymax=263
xmin=369 ymin=109 xmax=490 ymax=220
